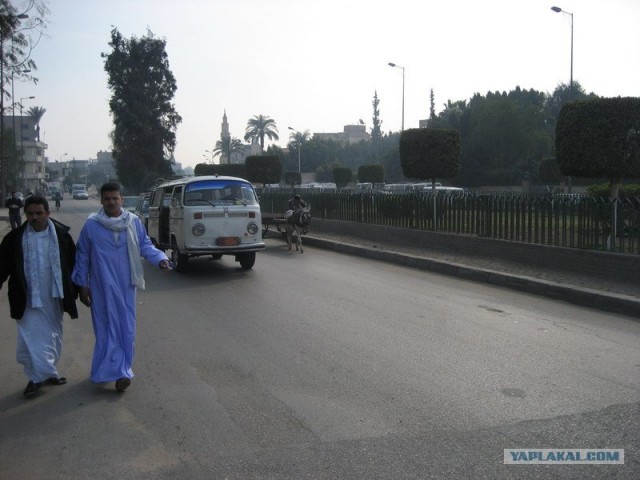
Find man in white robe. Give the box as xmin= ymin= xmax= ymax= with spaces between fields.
xmin=0 ymin=195 xmax=78 ymax=398
xmin=72 ymin=183 xmax=170 ymax=392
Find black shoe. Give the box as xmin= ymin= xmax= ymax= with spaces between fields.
xmin=115 ymin=377 xmax=131 ymax=392
xmin=23 ymin=381 xmax=41 ymax=398
xmin=45 ymin=377 xmax=67 ymax=386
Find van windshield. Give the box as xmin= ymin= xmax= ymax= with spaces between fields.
xmin=183 ymin=180 xmax=258 ymax=206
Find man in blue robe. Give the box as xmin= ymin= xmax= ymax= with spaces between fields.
xmin=73 ymin=183 xmax=171 ymax=392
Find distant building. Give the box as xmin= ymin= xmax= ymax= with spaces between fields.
xmin=2 ymin=114 xmax=47 ymax=193
xmin=313 ymin=124 xmax=370 ymax=144
xmin=93 ymin=150 xmax=117 ymax=181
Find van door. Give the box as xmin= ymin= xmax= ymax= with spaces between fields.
xmin=158 ymin=187 xmax=174 ymax=246
xmin=147 ymin=188 xmax=163 ymax=246
xmin=169 ymin=185 xmax=184 ymax=248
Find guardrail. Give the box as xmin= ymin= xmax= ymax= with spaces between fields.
xmin=259 ymin=191 xmax=640 ymax=255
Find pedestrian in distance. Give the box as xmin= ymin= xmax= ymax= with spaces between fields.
xmin=72 ymin=182 xmax=171 ymax=393
xmin=54 ymin=191 xmax=63 ymax=211
xmin=0 ymin=194 xmax=78 ymax=398
xmin=4 ymin=191 xmax=24 ymax=229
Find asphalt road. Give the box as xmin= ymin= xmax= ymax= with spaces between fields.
xmin=0 ymin=199 xmax=639 ymax=479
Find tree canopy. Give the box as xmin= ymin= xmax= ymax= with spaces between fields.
xmin=0 ymin=0 xmax=47 ymax=201
xmin=245 ymin=155 xmax=282 ymax=186
xmin=358 ymin=164 xmax=384 ymax=184
xmin=399 ymin=128 xmax=461 ymax=181
xmin=332 ymin=167 xmax=352 ymax=188
xmin=244 ymin=114 xmax=279 ymax=151
xmin=556 ymin=97 xmax=640 ymax=195
xmin=102 ymin=27 xmax=181 ymax=193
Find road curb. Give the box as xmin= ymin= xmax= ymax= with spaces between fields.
xmin=303 ymin=236 xmax=640 ymax=319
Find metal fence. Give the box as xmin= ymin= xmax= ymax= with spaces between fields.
xmin=259 ymin=191 xmax=640 ymax=255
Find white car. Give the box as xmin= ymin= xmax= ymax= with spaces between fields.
xmin=73 ymin=190 xmax=89 ymax=200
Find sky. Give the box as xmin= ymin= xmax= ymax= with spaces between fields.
xmin=16 ymin=0 xmax=640 ymax=169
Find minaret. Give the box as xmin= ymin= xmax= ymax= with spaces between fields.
xmin=219 ymin=110 xmax=230 ymax=164
xmin=221 ymin=110 xmax=230 ymax=140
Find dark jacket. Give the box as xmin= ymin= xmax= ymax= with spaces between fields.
xmin=4 ymin=196 xmax=23 ymax=216
xmin=0 ymin=219 xmax=78 ymax=320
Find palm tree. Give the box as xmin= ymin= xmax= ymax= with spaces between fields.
xmin=27 ymin=106 xmax=46 ymax=141
xmin=213 ymin=136 xmax=244 ymax=164
xmin=244 ymin=114 xmax=279 ymax=151
xmin=287 ymin=129 xmax=310 ymax=172
xmin=288 ymin=129 xmax=311 ymax=150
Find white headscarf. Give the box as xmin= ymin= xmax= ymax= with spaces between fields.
xmin=23 ymin=218 xmax=64 ymax=307
xmin=88 ymin=208 xmax=145 ymax=290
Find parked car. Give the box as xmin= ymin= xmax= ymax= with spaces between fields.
xmin=133 ymin=192 xmax=151 ymax=230
xmin=73 ymin=190 xmax=89 ymax=200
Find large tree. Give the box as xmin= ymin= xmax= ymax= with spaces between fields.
xmin=102 ymin=28 xmax=181 ymax=194
xmin=244 ymin=114 xmax=279 ymax=151
xmin=399 ymin=128 xmax=461 ymax=183
xmin=556 ymin=97 xmax=640 ymax=199
xmin=370 ymin=90 xmax=382 ymax=142
xmin=0 ymin=0 xmax=47 ymax=201
xmin=245 ymin=155 xmax=282 ymax=186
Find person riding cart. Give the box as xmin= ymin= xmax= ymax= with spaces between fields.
xmin=285 ymin=194 xmax=306 ymax=218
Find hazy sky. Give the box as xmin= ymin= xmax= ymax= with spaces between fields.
xmin=19 ymin=0 xmax=640 ymax=169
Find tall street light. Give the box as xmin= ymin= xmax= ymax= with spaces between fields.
xmin=0 ymin=12 xmax=29 ymax=202
xmin=19 ymin=95 xmax=34 ymax=190
xmin=551 ymin=6 xmax=574 ymax=92
xmin=10 ymin=69 xmax=30 ymax=188
xmin=288 ymin=126 xmax=301 ymax=173
xmin=388 ymin=62 xmax=405 ymax=131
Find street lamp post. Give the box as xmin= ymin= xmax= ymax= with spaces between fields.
xmin=0 ymin=12 xmax=29 ymax=202
xmin=388 ymin=62 xmax=405 ymax=131
xmin=551 ymin=5 xmax=574 ymax=193
xmin=19 ymin=95 xmax=34 ymax=191
xmin=551 ymin=6 xmax=574 ymax=92
xmin=10 ymin=69 xmax=30 ymax=188
xmin=288 ymin=126 xmax=301 ymax=173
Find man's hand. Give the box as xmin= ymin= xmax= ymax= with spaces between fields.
xmin=159 ymin=259 xmax=172 ymax=271
xmin=79 ymin=286 xmax=91 ymax=307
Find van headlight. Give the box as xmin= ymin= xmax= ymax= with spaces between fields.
xmin=192 ymin=223 xmax=206 ymax=236
xmin=247 ymin=222 xmax=259 ymax=235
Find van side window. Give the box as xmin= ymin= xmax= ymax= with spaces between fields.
xmin=171 ymin=186 xmax=183 ymax=207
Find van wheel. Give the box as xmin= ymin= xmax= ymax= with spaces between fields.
xmin=171 ymin=240 xmax=189 ymax=272
xmin=238 ymin=252 xmax=256 ymax=270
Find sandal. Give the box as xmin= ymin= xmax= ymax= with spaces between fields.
xmin=23 ymin=381 xmax=41 ymax=398
xmin=45 ymin=377 xmax=67 ymax=386
xmin=115 ymin=377 xmax=131 ymax=392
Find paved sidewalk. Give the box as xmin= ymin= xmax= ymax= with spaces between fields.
xmin=300 ymin=232 xmax=640 ymax=319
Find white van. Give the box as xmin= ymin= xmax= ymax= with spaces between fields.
xmin=147 ymin=176 xmax=265 ymax=272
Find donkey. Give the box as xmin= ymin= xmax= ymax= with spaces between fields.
xmin=285 ymin=205 xmax=311 ymax=253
